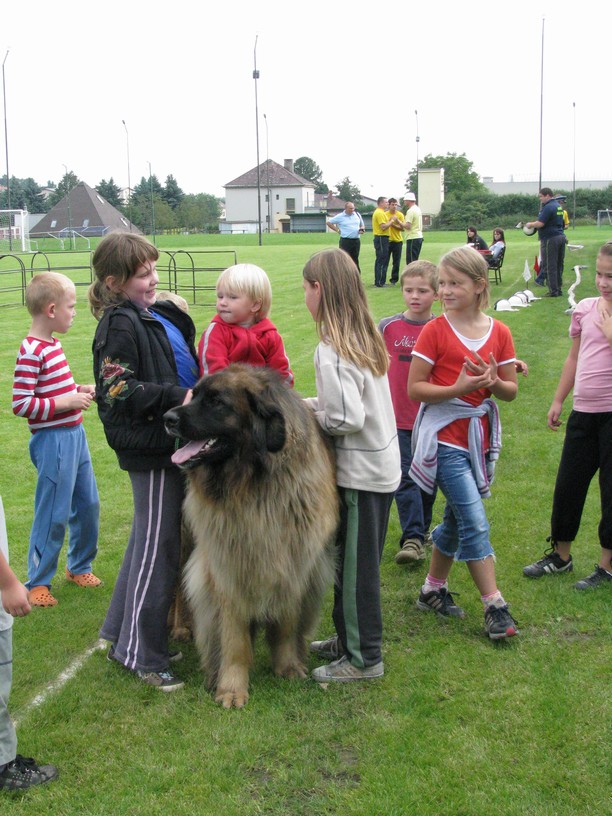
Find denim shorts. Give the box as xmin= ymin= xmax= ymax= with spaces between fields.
xmin=431 ymin=445 xmax=494 ymax=562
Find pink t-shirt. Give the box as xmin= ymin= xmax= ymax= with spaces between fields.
xmin=570 ymin=297 xmax=612 ymax=413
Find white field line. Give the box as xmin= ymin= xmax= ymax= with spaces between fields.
xmin=13 ymin=639 xmax=107 ymax=729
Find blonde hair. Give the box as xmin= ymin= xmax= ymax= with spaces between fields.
xmin=439 ymin=246 xmax=490 ymax=310
xmin=25 ymin=272 xmax=75 ymax=316
xmin=216 ymin=263 xmax=272 ymax=321
xmin=155 ymin=290 xmax=189 ymax=313
xmin=400 ymin=260 xmax=438 ymax=291
xmin=600 ymin=240 xmax=612 ymax=258
xmin=303 ymin=248 xmax=389 ymax=376
xmin=89 ymin=232 xmax=159 ymax=319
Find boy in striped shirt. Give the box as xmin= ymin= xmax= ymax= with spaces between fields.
xmin=12 ymin=273 xmax=100 ymax=607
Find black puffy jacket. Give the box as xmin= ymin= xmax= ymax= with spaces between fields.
xmin=93 ymin=300 xmax=198 ymax=471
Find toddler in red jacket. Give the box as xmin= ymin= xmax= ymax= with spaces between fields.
xmin=198 ymin=263 xmax=293 ymax=385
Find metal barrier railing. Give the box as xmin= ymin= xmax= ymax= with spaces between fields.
xmin=0 ymin=249 xmax=237 ymax=307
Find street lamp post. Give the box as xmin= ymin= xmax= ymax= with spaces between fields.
xmin=62 ymin=163 xmax=73 ymax=250
xmin=2 ymin=50 xmax=12 ymax=250
xmin=572 ymin=102 xmax=576 ymax=230
xmin=122 ymin=119 xmax=132 ymax=231
xmin=253 ymin=35 xmax=262 ymax=246
xmin=415 ymin=109 xmax=420 ymax=197
xmin=263 ymin=113 xmax=271 ymax=232
xmin=148 ymin=161 xmax=156 ymax=244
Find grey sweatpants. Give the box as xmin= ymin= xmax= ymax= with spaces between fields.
xmin=0 ymin=627 xmax=16 ymax=767
xmin=100 ymin=468 xmax=184 ymax=673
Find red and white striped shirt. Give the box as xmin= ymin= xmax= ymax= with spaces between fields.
xmin=12 ymin=336 xmax=82 ymax=432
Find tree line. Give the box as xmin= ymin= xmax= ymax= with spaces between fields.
xmin=294 ymin=154 xmax=612 ymax=226
xmin=0 ymin=173 xmax=222 ymax=233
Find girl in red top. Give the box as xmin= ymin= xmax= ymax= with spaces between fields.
xmin=198 ymin=264 xmax=293 ymax=385
xmin=408 ymin=246 xmax=520 ymax=639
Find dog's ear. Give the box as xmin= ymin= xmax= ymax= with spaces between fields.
xmin=247 ymin=389 xmax=286 ymax=453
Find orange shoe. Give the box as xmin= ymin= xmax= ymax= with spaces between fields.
xmin=29 ymin=586 xmax=58 ymax=607
xmin=65 ymin=569 xmax=102 ymax=588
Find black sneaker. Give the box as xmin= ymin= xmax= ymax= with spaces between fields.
xmin=310 ymin=635 xmax=345 ymax=661
xmin=416 ymin=587 xmax=465 ymax=618
xmin=574 ymin=565 xmax=612 ymax=590
xmin=523 ymin=547 xmax=573 ymax=578
xmin=135 ymin=669 xmax=184 ymax=691
xmin=484 ymin=604 xmax=519 ymax=640
xmin=0 ymin=755 xmax=58 ymax=791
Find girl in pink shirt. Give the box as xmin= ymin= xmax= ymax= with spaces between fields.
xmin=523 ymin=240 xmax=612 ymax=589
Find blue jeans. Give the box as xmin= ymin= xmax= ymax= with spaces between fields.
xmin=396 ymin=429 xmax=436 ymax=544
xmin=373 ymin=235 xmax=390 ymax=286
xmin=432 ymin=445 xmax=493 ymax=562
xmin=27 ymin=426 xmax=100 ymax=588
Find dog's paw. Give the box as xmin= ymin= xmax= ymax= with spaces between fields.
xmin=215 ymin=688 xmax=249 ymax=709
xmin=275 ymin=662 xmax=308 ymax=680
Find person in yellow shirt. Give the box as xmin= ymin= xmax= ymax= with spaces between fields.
xmin=372 ymin=197 xmax=391 ymax=287
xmin=387 ymin=198 xmax=405 ymax=285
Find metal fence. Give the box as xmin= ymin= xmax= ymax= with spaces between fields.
xmin=0 ymin=249 xmax=237 ymax=308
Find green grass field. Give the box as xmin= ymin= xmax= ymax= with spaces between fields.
xmin=1 ymin=228 xmax=610 ymax=815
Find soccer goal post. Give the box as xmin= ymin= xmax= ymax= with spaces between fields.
xmin=597 ymin=209 xmax=612 ymax=228
xmin=0 ymin=210 xmax=30 ymax=252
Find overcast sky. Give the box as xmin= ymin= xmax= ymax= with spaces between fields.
xmin=2 ymin=0 xmax=609 ymax=200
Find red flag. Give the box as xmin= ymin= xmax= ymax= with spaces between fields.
xmin=533 ymin=255 xmax=540 ymax=273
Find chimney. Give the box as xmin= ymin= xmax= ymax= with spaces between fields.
xmin=284 ymin=159 xmax=294 ymax=172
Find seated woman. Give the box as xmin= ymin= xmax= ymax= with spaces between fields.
xmin=466 ymin=226 xmax=488 ymax=251
xmin=488 ymin=228 xmax=506 ymax=264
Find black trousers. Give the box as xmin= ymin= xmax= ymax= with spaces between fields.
xmin=388 ymin=240 xmax=403 ymax=283
xmin=332 ymin=487 xmax=394 ymax=667
xmin=406 ymin=237 xmax=424 ymax=264
xmin=551 ymin=410 xmax=612 ymax=549
xmin=339 ymin=236 xmax=361 ymax=273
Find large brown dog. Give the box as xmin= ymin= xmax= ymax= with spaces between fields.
xmin=164 ymin=364 xmax=338 ymax=708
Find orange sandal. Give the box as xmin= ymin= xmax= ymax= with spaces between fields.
xmin=29 ymin=586 xmax=58 ymax=607
xmin=65 ymin=569 xmax=102 ymax=588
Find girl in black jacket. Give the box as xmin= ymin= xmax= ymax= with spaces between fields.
xmin=90 ymin=233 xmax=198 ymax=691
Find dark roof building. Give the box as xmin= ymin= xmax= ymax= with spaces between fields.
xmin=31 ymin=182 xmax=140 ymax=237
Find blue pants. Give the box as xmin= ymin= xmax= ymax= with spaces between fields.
xmin=396 ymin=429 xmax=436 ymax=545
xmin=432 ymin=446 xmax=493 ymax=562
xmin=27 ymin=426 xmax=99 ymax=589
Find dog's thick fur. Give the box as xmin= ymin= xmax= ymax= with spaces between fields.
xmin=164 ymin=364 xmax=338 ymax=708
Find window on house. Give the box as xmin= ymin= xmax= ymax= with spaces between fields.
xmin=265 ymin=194 xmax=269 ymax=203
xmin=50 ymin=220 xmax=57 ymax=228
xmin=286 ymin=198 xmax=296 ymax=213
xmin=276 ymin=194 xmax=279 ymax=200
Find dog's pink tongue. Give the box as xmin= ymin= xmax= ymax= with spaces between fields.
xmin=171 ymin=440 xmax=206 ymax=464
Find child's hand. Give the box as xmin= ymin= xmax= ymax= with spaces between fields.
xmin=515 ymin=359 xmax=529 ymax=377
xmin=596 ymin=307 xmax=612 ymax=345
xmin=54 ymin=392 xmax=94 ymax=413
xmin=2 ymin=578 xmax=31 ymax=617
xmin=78 ymin=384 xmax=96 ymax=397
xmin=460 ymin=352 xmax=499 ymax=391
xmin=547 ymin=399 xmax=564 ymax=430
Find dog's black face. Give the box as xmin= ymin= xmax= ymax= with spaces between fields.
xmin=164 ymin=365 xmax=287 ymax=472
